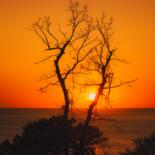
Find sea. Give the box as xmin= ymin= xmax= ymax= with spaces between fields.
xmin=0 ymin=108 xmax=155 ymax=155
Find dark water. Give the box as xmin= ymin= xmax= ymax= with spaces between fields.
xmin=0 ymin=108 xmax=155 ymax=155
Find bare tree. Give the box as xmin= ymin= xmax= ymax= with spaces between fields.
xmin=30 ymin=0 xmax=100 ymax=121
xmin=31 ymin=0 xmax=136 ymax=128
xmin=80 ymin=15 xmax=137 ymax=127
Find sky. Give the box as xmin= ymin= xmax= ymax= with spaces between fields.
xmin=0 ymin=0 xmax=155 ymax=108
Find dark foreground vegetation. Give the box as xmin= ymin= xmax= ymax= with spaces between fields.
xmin=0 ymin=115 xmax=155 ymax=155
xmin=0 ymin=115 xmax=108 ymax=155
xmin=120 ymin=132 xmax=155 ymax=155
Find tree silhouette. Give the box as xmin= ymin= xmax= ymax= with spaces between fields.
xmin=0 ymin=115 xmax=108 ymax=155
xmin=29 ymin=1 xmax=114 ymax=154
xmin=31 ymin=0 xmax=136 ymax=125
xmin=30 ymin=0 xmax=98 ymax=121
xmin=80 ymin=15 xmax=137 ymax=127
xmin=27 ymin=0 xmax=136 ymax=154
xmin=120 ymin=132 xmax=155 ymax=155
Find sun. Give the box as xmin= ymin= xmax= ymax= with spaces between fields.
xmin=88 ymin=93 xmax=96 ymax=101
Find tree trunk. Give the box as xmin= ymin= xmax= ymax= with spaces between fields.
xmin=55 ymin=60 xmax=70 ymax=155
xmin=54 ymin=60 xmax=70 ymax=121
xmin=85 ymin=82 xmax=104 ymax=127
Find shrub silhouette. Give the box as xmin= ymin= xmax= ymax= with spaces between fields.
xmin=120 ymin=132 xmax=155 ymax=155
xmin=0 ymin=115 xmax=108 ymax=155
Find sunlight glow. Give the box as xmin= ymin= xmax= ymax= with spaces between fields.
xmin=88 ymin=93 xmax=96 ymax=101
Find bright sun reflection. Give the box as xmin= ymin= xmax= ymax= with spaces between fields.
xmin=88 ymin=93 xmax=96 ymax=101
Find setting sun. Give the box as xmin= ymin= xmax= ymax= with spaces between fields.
xmin=88 ymin=93 xmax=96 ymax=101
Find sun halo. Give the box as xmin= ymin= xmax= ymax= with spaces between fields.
xmin=88 ymin=93 xmax=96 ymax=101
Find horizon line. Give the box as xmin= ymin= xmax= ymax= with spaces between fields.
xmin=0 ymin=107 xmax=155 ymax=109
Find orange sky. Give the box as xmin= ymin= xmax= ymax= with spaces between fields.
xmin=0 ymin=0 xmax=155 ymax=108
